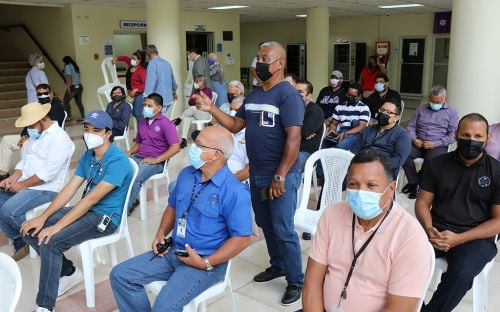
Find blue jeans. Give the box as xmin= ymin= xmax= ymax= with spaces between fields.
xmin=110 ymin=251 xmax=227 ymax=312
xmin=129 ymin=155 xmax=164 ymax=208
xmin=132 ymin=93 xmax=144 ymax=122
xmin=297 ymin=151 xmax=310 ymax=172
xmin=0 ymin=188 xmax=57 ymax=244
xmin=23 ymin=206 xmax=117 ymax=310
xmin=249 ymin=172 xmax=304 ymax=285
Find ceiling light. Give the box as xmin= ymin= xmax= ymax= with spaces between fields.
xmin=378 ymin=4 xmax=424 ymax=9
xmin=296 ymin=14 xmax=307 ymax=18
xmin=208 ymin=5 xmax=249 ymax=10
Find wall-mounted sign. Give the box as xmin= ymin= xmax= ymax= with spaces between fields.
xmin=194 ymin=24 xmax=206 ymax=32
xmin=104 ymin=40 xmax=113 ymax=56
xmin=79 ymin=35 xmax=90 ymax=45
xmin=120 ymin=20 xmax=147 ymax=29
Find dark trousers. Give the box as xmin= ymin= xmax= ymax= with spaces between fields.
xmin=422 ymin=238 xmax=497 ymax=312
xmin=402 ymin=145 xmax=448 ymax=184
xmin=64 ymin=84 xmax=85 ymax=118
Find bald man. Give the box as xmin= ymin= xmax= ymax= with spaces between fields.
xmin=196 ymin=41 xmax=305 ymax=305
xmin=111 ymin=126 xmax=252 ymax=311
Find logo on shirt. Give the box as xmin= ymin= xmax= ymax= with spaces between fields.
xmin=478 ymin=176 xmax=491 ymax=188
xmin=209 ymin=194 xmax=218 ymax=206
xmin=154 ymin=126 xmax=161 ymax=132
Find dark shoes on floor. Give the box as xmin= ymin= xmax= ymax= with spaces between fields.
xmin=281 ymin=284 xmax=302 ymax=305
xmin=408 ymin=185 xmax=420 ymax=199
xmin=0 ymin=172 xmax=9 ymax=181
xmin=402 ymin=183 xmax=415 ymax=194
xmin=12 ymin=244 xmax=29 ymax=261
xmin=127 ymin=199 xmax=140 ymax=216
xmin=253 ymin=267 xmax=285 ymax=283
xmin=172 ymin=118 xmax=181 ymax=126
xmin=302 ymin=232 xmax=312 ymax=240
xmin=180 ymin=138 xmax=187 ymax=149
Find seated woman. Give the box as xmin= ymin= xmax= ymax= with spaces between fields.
xmin=105 ymin=86 xmax=132 ymax=137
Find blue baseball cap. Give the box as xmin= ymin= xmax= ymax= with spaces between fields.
xmin=81 ymin=110 xmax=113 ymax=129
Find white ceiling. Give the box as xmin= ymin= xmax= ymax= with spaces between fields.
xmin=0 ymin=0 xmax=453 ymax=22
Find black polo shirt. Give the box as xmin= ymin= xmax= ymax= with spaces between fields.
xmin=420 ymin=151 xmax=500 ymax=234
xmin=366 ymin=88 xmax=401 ymax=118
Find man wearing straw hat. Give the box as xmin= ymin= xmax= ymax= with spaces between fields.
xmin=0 ymin=102 xmax=73 ymax=261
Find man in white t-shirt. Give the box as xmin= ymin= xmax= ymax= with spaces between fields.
xmin=250 ymin=43 xmax=264 ymax=89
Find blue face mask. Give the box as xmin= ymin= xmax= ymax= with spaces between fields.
xmin=429 ymin=102 xmax=443 ymax=111
xmin=208 ymin=59 xmax=215 ymax=65
xmin=27 ymin=127 xmax=41 ymax=139
xmin=375 ymin=82 xmax=385 ymax=93
xmin=346 ymin=187 xmax=389 ymax=220
xmin=143 ymin=106 xmax=155 ymax=118
xmin=189 ymin=144 xmax=205 ymax=169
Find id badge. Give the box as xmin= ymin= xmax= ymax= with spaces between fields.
xmin=177 ymin=218 xmax=186 ymax=238
xmin=260 ymin=111 xmax=275 ymax=127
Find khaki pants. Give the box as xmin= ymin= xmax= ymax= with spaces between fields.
xmin=0 ymin=135 xmax=23 ymax=174
xmin=179 ymin=106 xmax=211 ymax=139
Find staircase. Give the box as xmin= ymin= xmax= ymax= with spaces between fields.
xmin=0 ymin=59 xmax=29 ymax=135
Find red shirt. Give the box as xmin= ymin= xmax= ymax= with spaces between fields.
xmin=360 ymin=67 xmax=381 ymax=91
xmin=116 ymin=56 xmax=146 ymax=93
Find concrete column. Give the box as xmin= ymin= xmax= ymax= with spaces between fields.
xmin=306 ymin=7 xmax=329 ymax=95
xmin=447 ymin=0 xmax=500 ymax=122
xmin=146 ymin=0 xmax=183 ymax=112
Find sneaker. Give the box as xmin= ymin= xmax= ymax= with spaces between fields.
xmin=401 ymin=183 xmax=415 ymax=194
xmin=408 ymin=185 xmax=420 ymax=199
xmin=302 ymin=232 xmax=312 ymax=240
xmin=36 ymin=306 xmax=53 ymax=312
xmin=58 ymin=267 xmax=83 ymax=297
xmin=180 ymin=138 xmax=187 ymax=149
xmin=12 ymin=244 xmax=29 ymax=261
xmin=128 ymin=199 xmax=140 ymax=216
xmin=172 ymin=118 xmax=181 ymax=126
xmin=253 ymin=267 xmax=285 ymax=283
xmin=281 ymin=284 xmax=302 ymax=305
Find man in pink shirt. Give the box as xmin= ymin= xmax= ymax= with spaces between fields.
xmin=303 ymin=149 xmax=432 ymax=312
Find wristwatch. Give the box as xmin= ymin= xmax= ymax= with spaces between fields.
xmin=204 ymin=257 xmax=214 ymax=271
xmin=273 ymin=175 xmax=285 ymax=182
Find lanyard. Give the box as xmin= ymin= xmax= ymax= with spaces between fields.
xmin=82 ymin=160 xmax=103 ymax=199
xmin=181 ymin=180 xmax=208 ymax=220
xmin=337 ymin=203 xmax=393 ymax=307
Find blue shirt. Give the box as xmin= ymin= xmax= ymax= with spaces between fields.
xmin=236 ymin=81 xmax=305 ymax=176
xmin=64 ymin=63 xmax=80 ymax=85
xmin=75 ymin=144 xmax=133 ymax=226
xmin=25 ymin=67 xmax=49 ymax=102
xmin=168 ymin=165 xmax=252 ymax=256
xmin=144 ymin=55 xmax=178 ymax=106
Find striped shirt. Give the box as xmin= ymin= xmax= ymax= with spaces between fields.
xmin=332 ymin=101 xmax=370 ymax=132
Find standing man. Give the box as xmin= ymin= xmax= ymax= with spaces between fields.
xmin=144 ymin=44 xmax=178 ymax=115
xmin=25 ymin=54 xmax=49 ymax=103
xmin=187 ymin=47 xmax=211 ymax=90
xmin=402 ymin=85 xmax=459 ymax=199
xmin=415 ymin=113 xmax=499 ymax=312
xmin=315 ymin=70 xmax=347 ymax=120
xmin=195 ymin=41 xmax=305 ymax=305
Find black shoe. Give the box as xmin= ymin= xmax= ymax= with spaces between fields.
xmin=180 ymin=138 xmax=187 ymax=149
xmin=172 ymin=118 xmax=181 ymax=126
xmin=253 ymin=267 xmax=285 ymax=283
xmin=281 ymin=284 xmax=302 ymax=306
xmin=302 ymin=232 xmax=312 ymax=240
xmin=402 ymin=183 xmax=415 ymax=194
xmin=408 ymin=185 xmax=420 ymax=199
xmin=190 ymin=130 xmax=201 ymax=141
xmin=127 ymin=199 xmax=139 ymax=216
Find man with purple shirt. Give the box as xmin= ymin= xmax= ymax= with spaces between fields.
xmin=402 ymin=85 xmax=459 ymax=199
xmin=126 ymin=93 xmax=180 ymax=214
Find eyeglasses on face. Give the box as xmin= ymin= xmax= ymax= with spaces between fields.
xmin=379 ymin=108 xmax=398 ymax=116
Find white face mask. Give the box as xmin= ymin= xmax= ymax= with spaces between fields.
xmin=193 ymin=82 xmax=200 ymax=90
xmin=130 ymin=59 xmax=138 ymax=67
xmin=83 ymin=132 xmax=105 ymax=149
xmin=37 ymin=62 xmax=45 ymax=70
xmin=330 ymin=78 xmax=340 ymax=87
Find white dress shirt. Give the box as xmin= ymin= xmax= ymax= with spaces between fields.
xmin=227 ymin=129 xmax=249 ymax=174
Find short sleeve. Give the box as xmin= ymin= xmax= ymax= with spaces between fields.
xmin=75 ymin=152 xmax=89 ymax=178
xmin=251 ymin=57 xmax=257 ymax=68
xmin=332 ymin=106 xmax=340 ymax=121
xmin=493 ymin=170 xmax=500 ymax=205
xmin=64 ymin=64 xmax=71 ymax=76
xmin=135 ymin=121 xmax=144 ymax=144
xmin=419 ymin=159 xmax=436 ymax=194
xmin=359 ymin=105 xmax=371 ymax=122
xmin=309 ymin=206 xmax=331 ymax=265
xmin=222 ymin=184 xmax=252 ymax=237
xmin=101 ymin=155 xmax=131 ymax=187
xmin=235 ymin=102 xmax=246 ymax=120
xmin=280 ymin=92 xmax=304 ymax=128
xmin=162 ymin=120 xmax=180 ymax=145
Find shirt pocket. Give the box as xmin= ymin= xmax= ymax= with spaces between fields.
xmin=260 ymin=111 xmax=275 ymax=127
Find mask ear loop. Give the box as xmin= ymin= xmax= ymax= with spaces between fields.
xmin=379 ymin=183 xmax=395 ymax=210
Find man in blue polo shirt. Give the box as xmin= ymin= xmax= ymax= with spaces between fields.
xmin=195 ymin=41 xmax=305 ymax=305
xmin=110 ymin=126 xmax=251 ymax=311
xmin=20 ymin=110 xmax=133 ymax=312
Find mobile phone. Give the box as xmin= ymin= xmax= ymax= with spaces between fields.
xmin=174 ymin=249 xmax=205 ymax=257
xmin=97 ymin=214 xmax=111 ymax=232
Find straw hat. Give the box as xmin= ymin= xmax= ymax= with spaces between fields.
xmin=15 ymin=102 xmax=51 ymax=127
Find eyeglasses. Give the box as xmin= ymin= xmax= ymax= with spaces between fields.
xmin=379 ymin=108 xmax=398 ymax=116
xmin=37 ymin=92 xmax=50 ymax=96
xmin=196 ymin=143 xmax=224 ymax=155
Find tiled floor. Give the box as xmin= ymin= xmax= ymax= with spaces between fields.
xmin=2 ymin=120 xmax=500 ymax=312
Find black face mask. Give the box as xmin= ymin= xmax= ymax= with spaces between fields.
xmin=376 ymin=113 xmax=390 ymax=126
xmin=37 ymin=96 xmax=51 ymax=104
xmin=227 ymin=93 xmax=236 ymax=103
xmin=346 ymin=96 xmax=358 ymax=105
xmin=457 ymin=138 xmax=485 ymax=160
xmin=255 ymin=62 xmax=274 ymax=82
xmin=112 ymin=95 xmax=124 ymax=102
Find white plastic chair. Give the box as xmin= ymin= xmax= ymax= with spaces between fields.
xmin=101 ymin=56 xmax=121 ymax=86
xmin=145 ymin=260 xmax=236 ymax=312
xmin=191 ymin=92 xmax=216 ymax=131
xmin=429 ymin=235 xmax=498 ymax=312
xmin=97 ymin=84 xmax=114 ymax=111
xmin=26 ymin=143 xmax=75 ymax=258
xmin=61 ymin=111 xmax=68 ymax=130
xmin=139 ymin=160 xmax=170 ymax=221
xmin=311 ymin=124 xmax=328 ymax=199
xmin=0 ymin=252 xmax=22 ymax=312
xmin=113 ymin=103 xmax=133 ymax=151
xmin=78 ymin=158 xmax=138 ymax=308
xmin=294 ymin=148 xmax=354 ymax=235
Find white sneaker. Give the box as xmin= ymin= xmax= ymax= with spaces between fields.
xmin=57 ymin=267 xmax=83 ymax=297
xmin=35 ymin=306 xmax=54 ymax=312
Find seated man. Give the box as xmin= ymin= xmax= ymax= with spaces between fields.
xmin=105 ymin=85 xmax=132 ymax=137
xmin=402 ymin=85 xmax=459 ymax=199
xmin=323 ymin=82 xmax=370 ymax=153
xmin=20 ymin=110 xmax=133 ymax=312
xmin=284 ymin=72 xmax=298 ymax=87
xmin=486 ymin=122 xmax=500 ymax=160
xmin=365 ymin=73 xmax=401 ymax=124
xmin=0 ymin=102 xmax=73 ymax=261
xmin=303 ymin=149 xmax=432 ymax=312
xmin=219 ymin=80 xmax=245 ymax=117
xmin=172 ymin=74 xmax=212 ymax=149
xmin=0 ymin=83 xmax=65 ymax=179
xmin=360 ymin=98 xmax=411 ymax=179
xmin=126 ymin=93 xmax=180 ymax=214
xmin=110 ymin=126 xmax=252 ymax=311
xmin=415 ymin=113 xmax=499 ymax=312
xmin=295 ymin=79 xmax=324 ymax=171
xmin=316 ymin=70 xmax=347 ymax=120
